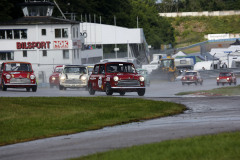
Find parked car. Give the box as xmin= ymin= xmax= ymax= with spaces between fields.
xmin=181 ymin=70 xmax=203 ymax=85
xmin=88 ymin=62 xmax=146 ymax=96
xmin=59 ymin=65 xmax=89 ymax=90
xmin=136 ymin=68 xmax=150 ymax=86
xmin=49 ymin=65 xmax=63 ymax=88
xmin=217 ymin=72 xmax=237 ymax=86
xmin=0 ymin=61 xmax=37 ymax=92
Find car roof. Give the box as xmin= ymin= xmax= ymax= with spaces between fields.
xmin=95 ymin=61 xmax=133 ymax=65
xmin=3 ymin=61 xmax=31 ymax=64
xmin=64 ymin=65 xmax=86 ymax=67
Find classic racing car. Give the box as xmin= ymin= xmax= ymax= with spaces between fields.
xmin=0 ymin=61 xmax=37 ymax=92
xmin=49 ymin=65 xmax=63 ymax=88
xmin=181 ymin=70 xmax=203 ymax=85
xmin=59 ymin=65 xmax=89 ymax=90
xmin=217 ymin=72 xmax=237 ymax=86
xmin=88 ymin=62 xmax=146 ymax=96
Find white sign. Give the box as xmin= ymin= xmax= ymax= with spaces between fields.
xmin=53 ymin=40 xmax=69 ymax=49
xmin=208 ymin=34 xmax=229 ymax=40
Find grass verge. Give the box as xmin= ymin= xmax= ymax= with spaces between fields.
xmin=176 ymin=85 xmax=240 ymax=96
xmin=0 ymin=97 xmax=186 ymax=146
xmin=75 ymin=131 xmax=240 ymax=160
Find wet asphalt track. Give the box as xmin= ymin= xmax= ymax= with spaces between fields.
xmin=0 ymin=78 xmax=240 ymax=160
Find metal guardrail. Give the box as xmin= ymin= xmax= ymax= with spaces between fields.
xmin=199 ymin=68 xmax=240 ymax=79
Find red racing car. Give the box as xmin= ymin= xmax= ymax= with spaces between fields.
xmin=217 ymin=72 xmax=237 ymax=86
xmin=0 ymin=61 xmax=37 ymax=92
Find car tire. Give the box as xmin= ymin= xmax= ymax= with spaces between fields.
xmin=200 ymin=82 xmax=203 ymax=85
xmin=88 ymin=84 xmax=95 ymax=95
xmin=217 ymin=82 xmax=219 ymax=86
xmin=234 ymin=82 xmax=237 ymax=85
xmin=105 ymin=84 xmax=113 ymax=95
xmin=26 ymin=88 xmax=31 ymax=92
xmin=119 ymin=91 xmax=125 ymax=96
xmin=59 ymin=85 xmax=64 ymax=90
xmin=2 ymin=80 xmax=7 ymax=91
xmin=222 ymin=83 xmax=224 ymax=86
xmin=195 ymin=82 xmax=197 ymax=85
xmin=32 ymin=85 xmax=37 ymax=92
xmin=137 ymin=88 xmax=145 ymax=96
xmin=182 ymin=82 xmax=184 ymax=85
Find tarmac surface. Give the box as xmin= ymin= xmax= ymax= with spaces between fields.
xmin=0 ymin=78 xmax=240 ymax=160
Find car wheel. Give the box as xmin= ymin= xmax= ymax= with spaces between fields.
xmin=229 ymin=82 xmax=232 ymax=85
xmin=88 ymin=84 xmax=95 ymax=95
xmin=59 ymin=85 xmax=64 ymax=90
xmin=195 ymin=82 xmax=197 ymax=85
xmin=32 ymin=85 xmax=37 ymax=92
xmin=2 ymin=80 xmax=7 ymax=91
xmin=182 ymin=82 xmax=184 ymax=85
xmin=234 ymin=82 xmax=237 ymax=85
xmin=26 ymin=88 xmax=31 ymax=92
xmin=200 ymin=82 xmax=203 ymax=85
xmin=217 ymin=82 xmax=219 ymax=86
xmin=105 ymin=84 xmax=113 ymax=95
xmin=119 ymin=91 xmax=125 ymax=96
xmin=137 ymin=88 xmax=145 ymax=96
xmin=222 ymin=83 xmax=224 ymax=86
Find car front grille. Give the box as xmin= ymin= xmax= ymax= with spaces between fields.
xmin=117 ymin=79 xmax=140 ymax=87
xmin=10 ymin=78 xmax=31 ymax=84
xmin=65 ymin=79 xmax=84 ymax=84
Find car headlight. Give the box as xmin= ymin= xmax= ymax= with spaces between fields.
xmin=60 ymin=74 xmax=66 ymax=80
xmin=217 ymin=77 xmax=219 ymax=80
xmin=227 ymin=78 xmax=230 ymax=80
xmin=52 ymin=77 xmax=56 ymax=81
xmin=81 ymin=76 xmax=87 ymax=81
xmin=113 ymin=76 xmax=119 ymax=82
xmin=139 ymin=76 xmax=145 ymax=82
xmin=30 ymin=75 xmax=35 ymax=80
xmin=6 ymin=74 xmax=11 ymax=79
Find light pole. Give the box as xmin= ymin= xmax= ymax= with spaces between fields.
xmin=227 ymin=52 xmax=231 ymax=68
xmin=213 ymin=53 xmax=216 ymax=70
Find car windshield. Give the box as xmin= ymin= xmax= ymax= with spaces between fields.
xmin=64 ymin=67 xmax=87 ymax=74
xmin=106 ymin=63 xmax=136 ymax=73
xmin=55 ymin=67 xmax=63 ymax=73
xmin=219 ymin=73 xmax=231 ymax=76
xmin=160 ymin=59 xmax=174 ymax=68
xmin=185 ymin=72 xmax=197 ymax=76
xmin=5 ymin=63 xmax=32 ymax=72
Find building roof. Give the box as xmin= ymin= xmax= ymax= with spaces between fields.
xmin=0 ymin=16 xmax=79 ymax=26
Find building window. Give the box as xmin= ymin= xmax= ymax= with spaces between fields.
xmin=6 ymin=30 xmax=13 ymax=39
xmin=42 ymin=29 xmax=46 ymax=36
xmin=0 ymin=30 xmax=5 ymax=39
xmin=42 ymin=50 xmax=47 ymax=57
xmin=63 ymin=50 xmax=69 ymax=59
xmin=0 ymin=52 xmax=14 ymax=60
xmin=23 ymin=51 xmax=27 ymax=57
xmin=0 ymin=29 xmax=27 ymax=40
xmin=55 ymin=28 xmax=68 ymax=38
xmin=73 ymin=28 xmax=75 ymax=38
xmin=14 ymin=30 xmax=20 ymax=39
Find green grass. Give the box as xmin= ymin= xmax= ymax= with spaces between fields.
xmin=170 ymin=15 xmax=240 ymax=45
xmin=75 ymin=131 xmax=240 ymax=160
xmin=0 ymin=97 xmax=186 ymax=146
xmin=176 ymin=85 xmax=240 ymax=96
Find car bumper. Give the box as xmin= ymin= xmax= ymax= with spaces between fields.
xmin=61 ymin=83 xmax=87 ymax=88
xmin=5 ymin=83 xmax=37 ymax=88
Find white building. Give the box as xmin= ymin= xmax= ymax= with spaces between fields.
xmin=0 ymin=0 xmax=103 ymax=83
xmin=0 ymin=0 xmax=149 ymax=84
